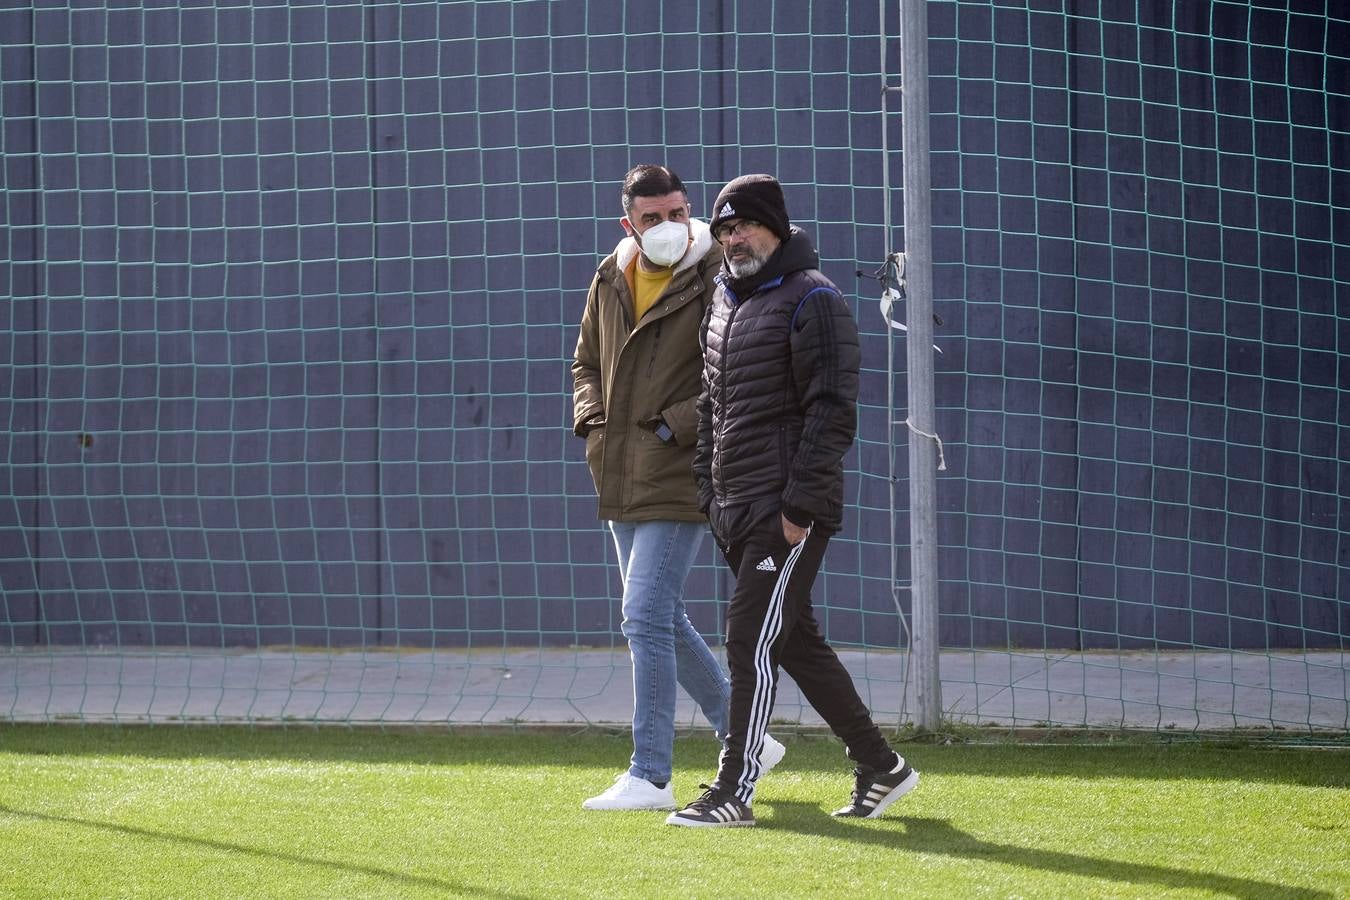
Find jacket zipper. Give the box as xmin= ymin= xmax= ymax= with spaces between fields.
xmin=714 ymin=297 xmax=740 ymax=506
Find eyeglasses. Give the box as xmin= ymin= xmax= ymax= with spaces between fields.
xmin=713 ymin=219 xmax=762 ymax=242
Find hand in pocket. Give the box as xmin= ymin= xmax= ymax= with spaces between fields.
xmin=781 ymin=514 xmax=807 ymax=546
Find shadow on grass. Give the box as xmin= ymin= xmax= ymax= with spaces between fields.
xmin=0 ymin=724 xmax=626 ymax=767
xmin=3 ymin=726 xmax=1347 ymax=788
xmin=0 ymin=803 xmax=530 ymax=899
xmin=732 ymin=734 xmax=1350 ymax=788
xmin=762 ymin=801 xmax=1331 ymax=900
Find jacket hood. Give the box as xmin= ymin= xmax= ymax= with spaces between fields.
xmin=609 ymin=218 xmax=715 ymax=278
xmin=719 ymin=225 xmax=819 ymax=299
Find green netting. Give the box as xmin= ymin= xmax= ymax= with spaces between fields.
xmin=930 ymin=1 xmax=1348 ymax=730
xmin=1 ymin=0 xmax=1346 ymax=733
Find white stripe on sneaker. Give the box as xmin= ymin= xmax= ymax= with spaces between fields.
xmin=866 ymin=769 xmax=920 ymax=819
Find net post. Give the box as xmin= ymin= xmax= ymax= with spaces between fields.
xmin=900 ymin=0 xmax=942 ymax=733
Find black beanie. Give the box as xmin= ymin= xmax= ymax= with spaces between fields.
xmin=709 ymin=174 xmax=791 ymax=242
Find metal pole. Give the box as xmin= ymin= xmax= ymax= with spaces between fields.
xmin=879 ymin=0 xmax=898 ymax=701
xmin=900 ymin=0 xmax=942 ymax=732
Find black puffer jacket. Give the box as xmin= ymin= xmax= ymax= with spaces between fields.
xmin=694 ymin=228 xmax=860 ymax=546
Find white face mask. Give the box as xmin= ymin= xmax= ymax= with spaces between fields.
xmin=636 ymin=220 xmax=689 ymax=267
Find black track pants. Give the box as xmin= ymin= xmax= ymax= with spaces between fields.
xmin=712 ymin=514 xmax=894 ymax=804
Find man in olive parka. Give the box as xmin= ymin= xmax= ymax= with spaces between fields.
xmin=573 ymin=165 xmax=784 ymax=812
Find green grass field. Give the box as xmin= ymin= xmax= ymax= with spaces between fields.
xmin=1 ymin=726 xmax=1346 ymax=898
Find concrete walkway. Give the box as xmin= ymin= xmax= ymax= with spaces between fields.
xmin=3 ymin=647 xmax=1346 ymax=731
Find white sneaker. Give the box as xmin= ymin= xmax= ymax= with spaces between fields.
xmin=582 ymin=773 xmax=676 ymax=811
xmin=758 ymin=734 xmax=786 ymax=776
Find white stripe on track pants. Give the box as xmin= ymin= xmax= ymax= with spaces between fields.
xmin=713 ymin=514 xmax=895 ymax=805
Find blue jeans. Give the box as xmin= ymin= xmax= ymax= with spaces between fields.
xmin=609 ymin=520 xmax=730 ymax=784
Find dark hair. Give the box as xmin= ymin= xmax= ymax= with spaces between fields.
xmin=621 ymin=165 xmax=687 ymax=213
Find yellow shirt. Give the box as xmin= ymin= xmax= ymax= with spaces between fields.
xmin=631 ymin=259 xmax=674 ymax=323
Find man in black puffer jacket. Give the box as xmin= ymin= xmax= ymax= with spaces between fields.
xmin=667 ymin=175 xmax=920 ymax=829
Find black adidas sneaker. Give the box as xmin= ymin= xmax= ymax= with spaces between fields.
xmin=665 ymin=784 xmax=755 ymax=828
xmin=832 ymin=755 xmax=919 ymax=818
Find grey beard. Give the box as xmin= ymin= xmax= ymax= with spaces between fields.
xmin=726 ymin=253 xmax=766 ymax=279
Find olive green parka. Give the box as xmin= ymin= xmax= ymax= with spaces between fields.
xmin=572 ymin=218 xmax=722 ymax=522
